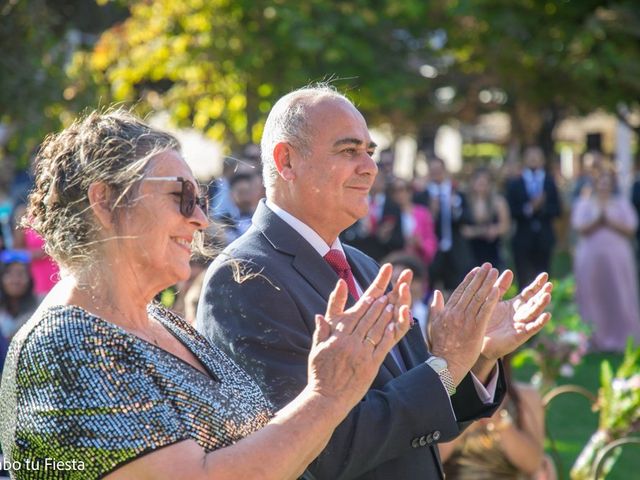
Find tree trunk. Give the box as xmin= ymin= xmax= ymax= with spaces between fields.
xmin=536 ymin=105 xmax=560 ymax=163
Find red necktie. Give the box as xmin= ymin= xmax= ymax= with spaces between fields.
xmin=324 ymin=249 xmax=360 ymax=300
xmin=325 ymin=249 xmax=408 ymax=372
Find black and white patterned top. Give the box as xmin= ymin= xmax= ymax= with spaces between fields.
xmin=0 ymin=303 xmax=274 ymax=479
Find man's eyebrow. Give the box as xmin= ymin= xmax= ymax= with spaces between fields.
xmin=333 ymin=138 xmax=378 ymax=150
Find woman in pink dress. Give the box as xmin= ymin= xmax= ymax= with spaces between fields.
xmin=571 ymin=164 xmax=640 ymax=352
xmin=389 ymin=177 xmax=438 ymax=268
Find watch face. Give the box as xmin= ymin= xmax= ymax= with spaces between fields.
xmin=428 ymin=356 xmax=448 ymax=371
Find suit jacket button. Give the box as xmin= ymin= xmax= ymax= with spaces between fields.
xmin=433 ymin=430 xmax=441 ymax=441
xmin=426 ymin=433 xmax=433 ymax=444
xmin=411 ymin=437 xmax=420 ymax=448
xmin=418 ymin=436 xmax=427 ymax=447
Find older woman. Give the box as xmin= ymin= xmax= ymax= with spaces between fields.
xmin=0 ymin=110 xmax=412 ymax=480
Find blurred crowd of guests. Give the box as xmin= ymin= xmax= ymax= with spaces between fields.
xmin=202 ymin=144 xmax=640 ymax=357
xmin=1 ymin=142 xmax=639 ymax=378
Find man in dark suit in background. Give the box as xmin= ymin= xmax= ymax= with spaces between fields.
xmin=507 ymin=146 xmax=562 ymax=289
xmin=414 ymin=156 xmax=475 ymax=293
xmin=197 ymin=85 xmax=552 ymax=479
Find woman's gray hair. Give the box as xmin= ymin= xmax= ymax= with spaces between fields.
xmin=260 ymin=84 xmax=351 ymax=193
xmin=25 ymin=108 xmax=181 ymax=273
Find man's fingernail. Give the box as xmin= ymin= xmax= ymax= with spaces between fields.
xmin=385 ymin=304 xmax=394 ymax=312
xmin=378 ymin=295 xmax=387 ymax=303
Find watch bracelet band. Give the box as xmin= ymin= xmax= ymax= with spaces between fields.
xmin=438 ymin=368 xmax=457 ymax=396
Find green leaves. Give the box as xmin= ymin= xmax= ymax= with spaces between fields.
xmin=3 ymin=0 xmax=640 ymax=166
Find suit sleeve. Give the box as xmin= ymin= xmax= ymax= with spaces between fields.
xmin=506 ymin=180 xmax=529 ymax=220
xmin=541 ymin=179 xmax=562 ymax=219
xmin=197 ymin=258 xmax=504 ymax=479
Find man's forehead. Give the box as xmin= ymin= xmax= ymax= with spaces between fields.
xmin=333 ymin=136 xmax=377 ymax=149
xmin=307 ymin=98 xmax=373 ymax=144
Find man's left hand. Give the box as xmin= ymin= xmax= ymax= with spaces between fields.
xmin=481 ymin=271 xmax=553 ymax=362
xmin=360 ymin=264 xmax=413 ymax=325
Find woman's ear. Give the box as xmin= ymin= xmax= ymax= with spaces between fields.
xmin=87 ymin=182 xmax=114 ymax=230
xmin=273 ymin=142 xmax=296 ymax=182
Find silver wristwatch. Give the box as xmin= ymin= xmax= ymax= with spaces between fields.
xmin=426 ymin=356 xmax=457 ymax=396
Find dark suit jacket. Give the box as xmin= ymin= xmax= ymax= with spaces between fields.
xmin=506 ymin=173 xmax=562 ymax=252
xmin=197 ymin=200 xmax=505 ymax=480
xmin=413 ymin=185 xmax=473 ymax=248
xmin=414 ymin=186 xmax=475 ymax=286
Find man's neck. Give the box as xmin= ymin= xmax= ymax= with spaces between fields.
xmin=265 ymin=197 xmax=339 ymax=247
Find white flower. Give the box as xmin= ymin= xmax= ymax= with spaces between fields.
xmin=560 ymin=364 xmax=575 ymax=377
xmin=612 ymin=378 xmax=628 ymax=392
xmin=559 ymin=331 xmax=583 ymax=345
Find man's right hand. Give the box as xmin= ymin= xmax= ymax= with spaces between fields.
xmin=428 ymin=263 xmax=501 ymax=385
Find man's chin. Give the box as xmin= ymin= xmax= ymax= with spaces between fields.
xmin=349 ymin=207 xmax=369 ymax=224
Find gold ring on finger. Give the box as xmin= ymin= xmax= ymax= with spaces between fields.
xmin=364 ymin=335 xmax=377 ymax=347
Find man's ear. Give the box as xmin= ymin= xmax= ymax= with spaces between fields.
xmin=87 ymin=182 xmax=114 ymax=230
xmin=273 ymin=142 xmax=296 ymax=182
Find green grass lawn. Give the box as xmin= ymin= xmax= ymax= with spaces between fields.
xmin=514 ymin=353 xmax=640 ymax=479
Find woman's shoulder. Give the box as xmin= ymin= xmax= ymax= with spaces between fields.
xmin=17 ymin=305 xmax=117 ymax=347
xmin=1 ymin=305 xmax=188 ymax=479
xmin=9 ymin=305 xmax=142 ymax=378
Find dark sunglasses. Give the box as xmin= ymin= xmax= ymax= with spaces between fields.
xmin=144 ymin=176 xmax=209 ymax=218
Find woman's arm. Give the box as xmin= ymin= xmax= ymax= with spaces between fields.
xmin=602 ymin=199 xmax=637 ymax=238
xmin=604 ymin=215 xmax=635 ymax=237
xmin=105 ymin=387 xmax=358 ymax=480
xmin=571 ymin=199 xmax=604 ymax=236
xmin=437 ymin=428 xmax=469 ymax=462
xmin=107 ymin=268 xmax=413 ymax=480
xmin=494 ymin=385 xmax=545 ymax=475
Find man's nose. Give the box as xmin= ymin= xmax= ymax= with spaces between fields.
xmin=357 ymin=152 xmax=378 ymax=176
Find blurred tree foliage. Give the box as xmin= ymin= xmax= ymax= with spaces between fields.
xmin=1 ymin=0 xmax=639 ymax=171
xmin=0 ymin=0 xmax=126 ymax=170
xmin=80 ymin=0 xmax=442 ymax=151
xmin=438 ymin=0 xmax=640 ymax=153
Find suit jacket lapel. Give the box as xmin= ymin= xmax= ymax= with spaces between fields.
xmin=254 ymin=201 xmax=411 ymax=378
xmin=291 ymin=253 xmax=341 ymax=304
xmin=345 ymin=247 xmax=404 ymax=377
xmin=252 ymin=200 xmax=344 ymax=303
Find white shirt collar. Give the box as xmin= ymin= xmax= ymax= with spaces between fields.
xmin=265 ymin=199 xmax=344 ymax=257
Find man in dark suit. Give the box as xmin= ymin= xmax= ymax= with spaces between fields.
xmin=506 ymin=146 xmax=562 ymax=289
xmin=414 ymin=156 xmax=475 ymax=292
xmin=197 ymin=85 xmax=552 ymax=479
